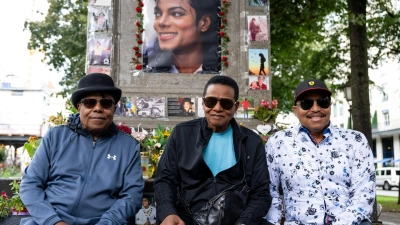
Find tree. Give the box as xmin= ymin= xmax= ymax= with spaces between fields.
xmin=270 ymin=0 xmax=400 ymax=113
xmin=24 ymin=0 xmax=88 ymax=100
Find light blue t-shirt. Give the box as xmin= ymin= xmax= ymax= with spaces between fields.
xmin=202 ymin=125 xmax=236 ymax=177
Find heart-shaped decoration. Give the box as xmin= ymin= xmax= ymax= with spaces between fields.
xmin=257 ymin=124 xmax=271 ymax=135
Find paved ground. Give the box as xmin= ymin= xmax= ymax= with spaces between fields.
xmin=379 ymin=211 xmax=400 ymax=225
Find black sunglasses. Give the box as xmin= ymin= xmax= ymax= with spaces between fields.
xmin=298 ymin=97 xmax=331 ymax=110
xmin=79 ymin=98 xmax=115 ymax=109
xmin=203 ymin=97 xmax=237 ymax=110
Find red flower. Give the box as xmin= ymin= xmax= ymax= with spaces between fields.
xmin=136 ymin=64 xmax=143 ymax=70
xmin=221 ymin=56 xmax=227 ymax=61
xmin=133 ymin=46 xmax=139 ymax=51
xmin=135 ymin=52 xmax=141 ymax=57
xmin=139 ymin=2 xmax=144 ymax=7
xmin=219 ymin=25 xmax=225 ymax=29
xmin=219 ymin=31 xmax=225 ymax=37
xmin=136 ymin=6 xmax=142 ymax=13
xmin=135 ymin=34 xmax=140 ymax=39
xmin=137 ymin=40 xmax=143 ymax=44
xmin=220 ymin=12 xmax=225 ymax=16
xmin=136 ymin=21 xmax=141 ymax=27
xmin=223 ymin=18 xmax=228 ymax=22
xmin=226 ymin=36 xmax=230 ymax=41
xmin=224 ymin=61 xmax=229 ymax=66
xmin=117 ymin=124 xmax=131 ymax=134
xmin=223 ymin=0 xmax=228 ymax=3
xmin=1 ymin=191 xmax=8 ymax=199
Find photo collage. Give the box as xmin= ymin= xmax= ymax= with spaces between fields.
xmin=87 ymin=0 xmax=113 ymax=76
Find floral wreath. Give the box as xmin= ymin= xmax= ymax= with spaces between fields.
xmin=132 ymin=0 xmax=144 ymax=70
xmin=132 ymin=0 xmax=231 ymax=70
xmin=220 ymin=0 xmax=231 ymax=67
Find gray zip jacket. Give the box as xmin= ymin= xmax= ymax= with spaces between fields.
xmin=20 ymin=113 xmax=144 ymax=225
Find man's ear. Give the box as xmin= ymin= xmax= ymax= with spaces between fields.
xmin=199 ymin=15 xmax=211 ymax=32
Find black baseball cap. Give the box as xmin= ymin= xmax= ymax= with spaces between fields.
xmin=294 ymin=79 xmax=332 ymax=105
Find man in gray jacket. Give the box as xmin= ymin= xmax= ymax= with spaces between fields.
xmin=20 ymin=73 xmax=144 ymax=225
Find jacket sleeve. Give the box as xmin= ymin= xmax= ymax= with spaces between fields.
xmin=264 ymin=136 xmax=283 ymax=225
xmin=97 ymin=141 xmax=144 ymax=225
xmin=20 ymin=129 xmax=63 ymax=225
xmin=332 ymin=133 xmax=376 ymax=225
xmin=237 ymin=138 xmax=272 ymax=224
xmin=154 ymin=129 xmax=181 ymax=222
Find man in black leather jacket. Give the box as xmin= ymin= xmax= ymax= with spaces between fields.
xmin=155 ymin=75 xmax=272 ymax=225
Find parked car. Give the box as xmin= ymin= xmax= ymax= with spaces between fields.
xmin=375 ymin=167 xmax=400 ymax=190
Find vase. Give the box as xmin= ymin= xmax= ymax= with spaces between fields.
xmin=140 ymin=152 xmax=150 ymax=179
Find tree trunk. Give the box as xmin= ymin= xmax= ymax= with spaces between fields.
xmin=347 ymin=0 xmax=379 ymax=222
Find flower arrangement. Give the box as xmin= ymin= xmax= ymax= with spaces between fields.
xmin=0 ymin=191 xmax=10 ymax=218
xmin=131 ymin=124 xmax=172 ymax=178
xmin=251 ymin=99 xmax=281 ymax=144
xmin=132 ymin=0 xmax=145 ymax=70
xmin=220 ymin=0 xmax=231 ymax=67
xmin=0 ymin=181 xmax=27 ymax=219
xmin=253 ymin=99 xmax=279 ymax=124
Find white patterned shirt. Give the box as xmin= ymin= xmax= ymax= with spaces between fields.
xmin=265 ymin=123 xmax=376 ymax=225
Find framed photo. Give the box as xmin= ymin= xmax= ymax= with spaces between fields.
xmin=141 ymin=0 xmax=221 ymax=73
xmin=87 ymin=66 xmax=111 ymax=75
xmin=248 ymin=0 xmax=267 ymax=6
xmin=136 ymin=97 xmax=165 ymax=117
xmin=167 ymin=97 xmax=195 ymax=117
xmin=88 ymin=38 xmax=111 ymax=66
xmin=249 ymin=75 xmax=269 ymax=91
xmin=248 ymin=49 xmax=269 ymax=76
xmin=248 ymin=16 xmax=268 ymax=42
xmin=89 ymin=6 xmax=111 ymax=32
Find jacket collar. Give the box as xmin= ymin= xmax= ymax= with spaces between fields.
xmin=67 ymin=113 xmax=118 ymax=138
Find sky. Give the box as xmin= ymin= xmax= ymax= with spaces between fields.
xmin=0 ymin=0 xmax=63 ymax=90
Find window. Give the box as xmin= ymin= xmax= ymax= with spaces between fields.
xmin=382 ymin=110 xmax=390 ymax=126
xmin=386 ymin=170 xmax=391 ymax=175
xmin=339 ymin=103 xmax=343 ymax=116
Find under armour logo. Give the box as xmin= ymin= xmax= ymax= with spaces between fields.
xmin=107 ymin=154 xmax=117 ymax=160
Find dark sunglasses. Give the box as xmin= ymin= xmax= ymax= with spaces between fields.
xmin=298 ymin=97 xmax=331 ymax=110
xmin=203 ymin=97 xmax=237 ymax=110
xmin=79 ymin=98 xmax=115 ymax=109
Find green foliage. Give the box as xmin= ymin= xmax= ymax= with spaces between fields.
xmin=0 ymin=145 xmax=6 ymax=163
xmin=8 ymin=180 xmax=25 ymax=214
xmin=23 ymin=137 xmax=42 ymax=159
xmin=377 ymin=196 xmax=400 ymax=212
xmin=271 ymin=0 xmax=400 ymax=113
xmin=0 ymin=166 xmax=22 ymax=178
xmin=24 ymin=0 xmax=88 ymax=101
xmin=371 ymin=110 xmax=378 ymax=129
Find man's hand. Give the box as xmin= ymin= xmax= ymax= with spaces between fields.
xmin=160 ymin=214 xmax=185 ymax=225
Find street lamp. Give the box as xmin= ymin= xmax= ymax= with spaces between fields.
xmin=343 ymin=80 xmax=352 ymax=129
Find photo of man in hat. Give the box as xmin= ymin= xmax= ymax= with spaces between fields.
xmin=20 ymin=73 xmax=144 ymax=225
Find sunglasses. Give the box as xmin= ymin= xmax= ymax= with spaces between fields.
xmin=298 ymin=97 xmax=331 ymax=110
xmin=79 ymin=98 xmax=115 ymax=109
xmin=203 ymin=97 xmax=237 ymax=110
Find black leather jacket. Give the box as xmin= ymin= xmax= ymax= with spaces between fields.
xmin=155 ymin=118 xmax=272 ymax=224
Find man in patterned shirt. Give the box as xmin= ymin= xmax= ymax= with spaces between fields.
xmin=265 ymin=79 xmax=375 ymax=225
